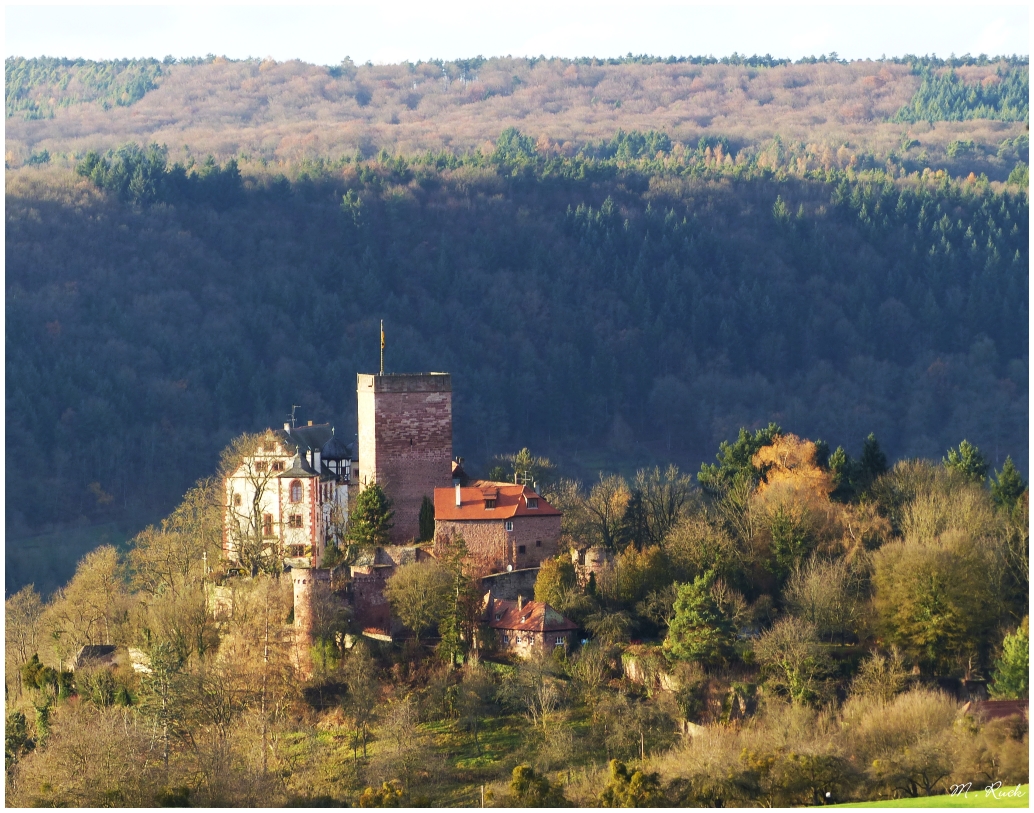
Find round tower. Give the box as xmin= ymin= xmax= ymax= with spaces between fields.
xmin=291 ymin=565 xmax=330 ymax=676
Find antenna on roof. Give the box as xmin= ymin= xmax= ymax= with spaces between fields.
xmin=290 ymin=404 xmax=301 ymax=428
xmin=380 ymin=319 xmax=385 ymax=376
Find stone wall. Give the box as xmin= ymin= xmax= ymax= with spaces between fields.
xmin=498 ymin=629 xmax=572 ymax=659
xmin=434 ymin=514 xmax=561 ymax=578
xmin=351 ymin=567 xmax=394 ymax=631
xmin=572 ymin=546 xmax=614 ymax=587
xmin=357 ymin=373 xmax=452 ymax=543
xmin=481 ymin=567 xmax=540 ymax=602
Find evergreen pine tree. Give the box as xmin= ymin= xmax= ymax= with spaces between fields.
xmin=663 ymin=571 xmax=736 ymax=665
xmin=991 ymin=456 xmax=1027 ymax=509
xmin=418 ymin=495 xmax=435 ymax=542
xmin=989 ymin=618 xmax=1029 ymax=699
xmin=944 ymin=440 xmax=989 ymax=484
xmin=345 ymin=483 xmax=394 ymax=547
xmin=859 ymin=432 xmax=888 ymax=483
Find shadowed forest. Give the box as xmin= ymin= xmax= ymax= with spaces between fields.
xmin=6 ymin=140 xmax=1029 ymax=591
xmin=4 ymin=53 xmax=1029 ymax=595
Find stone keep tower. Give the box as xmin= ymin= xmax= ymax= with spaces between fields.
xmin=357 ymin=372 xmax=452 ymax=543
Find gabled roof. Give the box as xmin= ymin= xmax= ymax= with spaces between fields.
xmin=286 ymin=423 xmax=334 ymax=452
xmin=487 ymin=599 xmax=578 ymax=633
xmin=434 ymin=484 xmax=560 ymax=521
xmin=963 ymin=699 xmax=1029 ymax=721
xmin=68 ymin=644 xmax=118 ymax=671
xmin=279 ymin=453 xmax=317 ymax=479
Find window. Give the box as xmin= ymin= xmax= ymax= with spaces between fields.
xmin=289 ymin=544 xmax=305 ymax=557
xmin=527 ymin=498 xmax=539 ymax=509
xmin=485 ymin=499 xmax=496 ymax=509
xmin=517 ymin=545 xmax=526 ymax=554
xmin=233 ymin=494 xmax=242 ymax=507
xmin=271 ymin=461 xmax=285 ymax=473
xmin=555 ymin=636 xmax=565 ymax=646
xmin=504 ymin=520 xmax=514 ymax=532
xmin=262 ymin=514 xmax=273 ymax=536
xmin=263 ymin=442 xmax=276 ymax=453
xmin=535 ymin=540 xmax=541 ymax=547
xmin=254 ymin=460 xmax=268 ymax=473
xmin=290 ymin=480 xmax=303 ymax=503
xmin=288 ymin=514 xmax=303 ymax=528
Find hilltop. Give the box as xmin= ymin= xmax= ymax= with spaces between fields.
xmin=5 ymin=54 xmax=1029 ymax=180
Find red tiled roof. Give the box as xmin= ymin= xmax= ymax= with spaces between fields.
xmin=434 ymin=484 xmax=560 ymax=521
xmin=965 ymin=700 xmax=1029 ymax=720
xmin=487 ymin=599 xmax=578 ymax=633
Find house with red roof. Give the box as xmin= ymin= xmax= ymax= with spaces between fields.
xmin=485 ymin=594 xmax=578 ymax=658
xmin=432 ymin=482 xmax=562 ymax=577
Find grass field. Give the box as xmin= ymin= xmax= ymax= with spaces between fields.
xmin=836 ymin=784 xmax=1029 ymax=808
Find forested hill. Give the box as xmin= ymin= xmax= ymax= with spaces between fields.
xmin=6 ymin=137 xmax=1028 ymax=590
xmin=4 ymin=55 xmax=1029 ymax=181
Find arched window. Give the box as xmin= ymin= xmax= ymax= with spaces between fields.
xmin=290 ymin=480 xmax=303 ymax=503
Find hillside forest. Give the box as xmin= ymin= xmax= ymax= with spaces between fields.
xmin=5 ymin=54 xmax=1029 ymax=180
xmin=4 ymin=427 xmax=1028 ymax=805
xmin=6 ymin=117 xmax=1029 ymax=591
xmin=3 ymin=49 xmax=1029 ymax=808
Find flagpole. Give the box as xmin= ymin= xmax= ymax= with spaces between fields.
xmin=380 ymin=319 xmax=385 ymax=376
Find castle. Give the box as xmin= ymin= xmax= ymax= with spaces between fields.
xmin=221 ymin=369 xmax=564 ymax=668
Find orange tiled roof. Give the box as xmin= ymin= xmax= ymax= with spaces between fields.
xmin=487 ymin=599 xmax=578 ymax=633
xmin=434 ymin=484 xmax=560 ymax=521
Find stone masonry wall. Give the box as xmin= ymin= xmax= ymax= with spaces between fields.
xmin=351 ymin=568 xmax=394 ymax=631
xmin=358 ymin=373 xmax=452 ymax=544
xmin=481 ymin=567 xmax=540 ymax=601
xmin=434 ymin=514 xmax=562 ymax=578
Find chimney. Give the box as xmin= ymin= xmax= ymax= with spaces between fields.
xmin=313 ymin=450 xmax=321 ymax=472
xmin=308 ymin=420 xmax=313 ymax=426
xmin=284 ymin=422 xmax=290 ymax=431
xmin=455 ymin=483 xmax=462 ymax=507
xmin=517 ymin=595 xmax=524 ymax=612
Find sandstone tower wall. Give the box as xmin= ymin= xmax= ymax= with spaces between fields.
xmin=357 ymin=373 xmax=452 ymax=543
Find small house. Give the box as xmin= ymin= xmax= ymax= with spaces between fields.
xmin=485 ymin=594 xmax=578 ymax=658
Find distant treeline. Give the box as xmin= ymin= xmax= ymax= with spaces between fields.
xmin=5 ymin=54 xmax=1029 ymax=127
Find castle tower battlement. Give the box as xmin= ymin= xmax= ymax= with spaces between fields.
xmin=357 ymin=372 xmax=452 ymax=543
